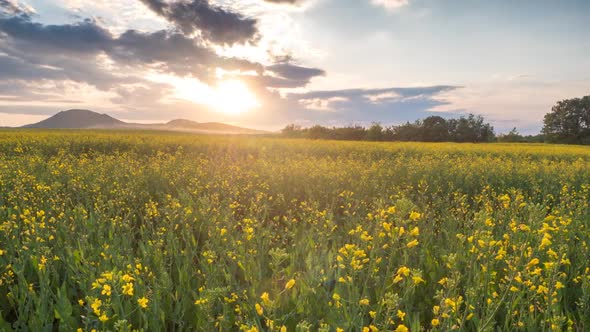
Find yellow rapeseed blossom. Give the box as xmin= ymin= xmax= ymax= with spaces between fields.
xmin=122 ymin=282 xmax=134 ymax=296
xmin=255 ymin=303 xmax=264 ymax=316
xmin=285 ymin=279 xmax=296 ymax=290
xmin=138 ymin=297 xmax=149 ymax=309
xmin=260 ymin=292 xmax=271 ymax=305
xmin=91 ymin=298 xmax=102 ymax=315
xmin=394 ymin=324 xmax=409 ymax=332
xmin=101 ymin=284 xmax=112 ymax=297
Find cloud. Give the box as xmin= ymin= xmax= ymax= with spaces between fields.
xmin=266 ymin=63 xmax=325 ymax=82
xmin=138 ymin=0 xmax=258 ymax=45
xmin=0 ymin=17 xmax=112 ymax=54
xmin=257 ymin=62 xmax=325 ymax=88
xmin=299 ymin=96 xmax=348 ymax=111
xmin=0 ymin=0 xmax=34 ymax=16
xmin=0 ymin=12 xmax=265 ymax=86
xmin=371 ymin=0 xmax=409 ymax=11
xmin=229 ymin=85 xmax=462 ymax=128
xmin=263 ymin=0 xmax=304 ymax=4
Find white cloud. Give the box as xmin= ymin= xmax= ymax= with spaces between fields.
xmin=299 ymin=96 xmax=348 ymax=111
xmin=371 ymin=0 xmax=409 ymax=12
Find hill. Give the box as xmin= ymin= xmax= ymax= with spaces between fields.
xmin=23 ymin=109 xmax=125 ymax=129
xmin=21 ymin=109 xmax=266 ymax=134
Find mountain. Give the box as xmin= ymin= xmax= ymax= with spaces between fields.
xmin=21 ymin=109 xmax=266 ymax=134
xmin=23 ymin=109 xmax=125 ymax=129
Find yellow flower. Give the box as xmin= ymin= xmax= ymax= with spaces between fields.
xmin=77 ymin=328 xmax=83 ymax=332
xmin=98 ymin=313 xmax=108 ymax=322
xmin=433 ymin=305 xmax=440 ymax=315
xmin=138 ymin=297 xmax=149 ymax=309
xmin=194 ymin=298 xmax=208 ymax=305
xmin=122 ymin=282 xmax=134 ymax=296
xmin=431 ymin=318 xmax=440 ymax=326
xmin=410 ymin=227 xmax=420 ymax=236
xmin=359 ymin=298 xmax=370 ymax=305
xmin=332 ymin=293 xmax=341 ymax=301
xmin=280 ymin=326 xmax=287 ymax=332
xmin=412 ymin=276 xmax=425 ymax=284
xmin=540 ymin=234 xmax=552 ymax=249
xmin=121 ymin=274 xmax=134 ymax=282
xmin=527 ymin=258 xmax=540 ymax=268
xmin=409 ymin=211 xmax=421 ymax=221
xmin=101 ymin=284 xmax=111 ymax=297
xmin=78 ymin=299 xmax=85 ymax=306
xmin=260 ymin=292 xmax=271 ymax=305
xmin=285 ymin=279 xmax=296 ymax=290
xmin=397 ymin=266 xmax=411 ymax=277
xmin=394 ymin=324 xmax=408 ymax=332
xmin=555 ymin=281 xmax=565 ymax=290
xmin=397 ymin=310 xmax=406 ymax=320
xmin=91 ymin=298 xmax=102 ymax=315
xmin=406 ymin=239 xmax=419 ymax=248
xmin=255 ymin=303 xmax=264 ymax=316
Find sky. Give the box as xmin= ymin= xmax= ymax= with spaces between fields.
xmin=0 ymin=0 xmax=588 ymax=133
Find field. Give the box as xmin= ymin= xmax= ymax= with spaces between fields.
xmin=1 ymin=130 xmax=589 ymax=332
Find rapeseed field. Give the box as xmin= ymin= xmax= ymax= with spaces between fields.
xmin=0 ymin=130 xmax=589 ymax=331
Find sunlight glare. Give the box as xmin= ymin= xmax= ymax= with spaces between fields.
xmin=211 ymin=80 xmax=260 ymax=115
xmin=147 ymin=74 xmax=259 ymax=116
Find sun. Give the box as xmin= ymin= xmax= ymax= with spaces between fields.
xmin=210 ymin=80 xmax=260 ymax=115
xmin=146 ymin=74 xmax=259 ymax=115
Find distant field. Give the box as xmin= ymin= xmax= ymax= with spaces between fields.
xmin=1 ymin=130 xmax=589 ymax=331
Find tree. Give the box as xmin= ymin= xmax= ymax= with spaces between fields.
xmin=542 ymin=96 xmax=590 ymax=144
xmin=281 ymin=124 xmax=302 ymax=137
xmin=497 ymin=127 xmax=524 ymax=142
xmin=420 ymin=116 xmax=450 ymax=142
xmin=365 ymin=123 xmax=384 ymax=141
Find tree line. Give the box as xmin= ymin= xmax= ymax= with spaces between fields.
xmin=282 ymin=114 xmax=496 ymax=143
xmin=281 ymin=96 xmax=590 ymax=144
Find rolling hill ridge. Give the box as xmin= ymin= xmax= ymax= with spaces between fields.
xmin=22 ymin=109 xmax=266 ymax=134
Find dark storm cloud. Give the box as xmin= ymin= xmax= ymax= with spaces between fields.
xmin=138 ymin=0 xmax=258 ymax=45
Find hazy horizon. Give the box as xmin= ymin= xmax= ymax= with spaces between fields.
xmin=1 ymin=0 xmax=588 ymax=134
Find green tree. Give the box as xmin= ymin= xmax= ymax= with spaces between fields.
xmin=365 ymin=122 xmax=384 ymax=141
xmin=420 ymin=116 xmax=450 ymax=142
xmin=498 ymin=127 xmax=524 ymax=142
xmin=542 ymin=96 xmax=590 ymax=144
